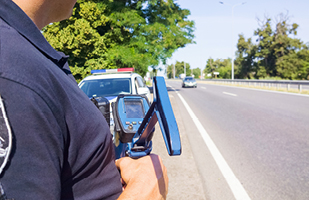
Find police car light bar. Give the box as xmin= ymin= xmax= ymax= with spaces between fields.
xmin=91 ymin=68 xmax=134 ymax=75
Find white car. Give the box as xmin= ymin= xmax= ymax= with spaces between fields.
xmin=182 ymin=76 xmax=197 ymax=88
xmin=78 ymin=68 xmax=151 ymax=132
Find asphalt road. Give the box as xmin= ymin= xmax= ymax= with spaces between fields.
xmin=153 ymin=79 xmax=309 ymax=200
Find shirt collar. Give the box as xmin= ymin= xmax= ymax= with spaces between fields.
xmin=0 ymin=0 xmax=68 ymax=69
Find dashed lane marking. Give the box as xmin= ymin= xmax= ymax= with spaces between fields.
xmin=223 ymin=92 xmax=237 ymax=96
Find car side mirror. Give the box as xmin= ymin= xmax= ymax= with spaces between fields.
xmin=137 ymin=87 xmax=149 ymax=95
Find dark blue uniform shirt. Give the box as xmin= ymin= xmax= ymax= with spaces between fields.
xmin=0 ymin=0 xmax=122 ymax=199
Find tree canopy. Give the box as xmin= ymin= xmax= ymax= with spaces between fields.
xmin=192 ymin=68 xmax=201 ymax=78
xmin=166 ymin=61 xmax=191 ymax=78
xmin=43 ymin=0 xmax=195 ymax=81
xmin=203 ymin=58 xmax=231 ymax=79
xmin=234 ymin=13 xmax=309 ymax=80
xmin=200 ymin=13 xmax=309 ymax=80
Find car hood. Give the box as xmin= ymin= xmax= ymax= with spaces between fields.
xmin=90 ymin=95 xmax=118 ymax=102
xmin=105 ymin=96 xmax=118 ymax=102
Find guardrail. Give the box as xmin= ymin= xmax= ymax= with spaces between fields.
xmin=199 ymin=79 xmax=309 ymax=92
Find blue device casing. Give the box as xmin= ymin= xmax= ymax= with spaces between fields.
xmin=113 ymin=76 xmax=181 ymax=159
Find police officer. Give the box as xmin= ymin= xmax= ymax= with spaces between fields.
xmin=0 ymin=0 xmax=168 ymax=199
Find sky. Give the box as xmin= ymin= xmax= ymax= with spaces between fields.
xmin=157 ymin=0 xmax=309 ymax=76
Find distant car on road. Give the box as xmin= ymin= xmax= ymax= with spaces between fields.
xmin=182 ymin=76 xmax=197 ymax=88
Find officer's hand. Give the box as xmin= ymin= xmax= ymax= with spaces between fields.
xmin=116 ymin=154 xmax=168 ymax=200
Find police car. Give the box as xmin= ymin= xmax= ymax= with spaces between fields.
xmin=78 ymin=68 xmax=151 ymax=131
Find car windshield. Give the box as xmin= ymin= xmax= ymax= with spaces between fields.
xmin=79 ymin=78 xmax=132 ymax=98
xmin=184 ymin=77 xmax=194 ymax=81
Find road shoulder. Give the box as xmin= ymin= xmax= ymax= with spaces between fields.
xmin=152 ymin=89 xmax=206 ymax=200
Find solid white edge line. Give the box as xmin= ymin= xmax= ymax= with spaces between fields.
xmin=223 ymin=92 xmax=237 ymax=96
xmin=172 ymin=88 xmax=251 ymax=200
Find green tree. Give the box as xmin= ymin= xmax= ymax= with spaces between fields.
xmin=184 ymin=62 xmax=191 ymax=77
xmin=272 ymin=20 xmax=305 ymax=79
xmin=204 ymin=58 xmax=231 ymax=78
xmin=215 ymin=59 xmax=232 ymax=79
xmin=276 ymin=47 xmax=309 ymax=80
xmin=166 ymin=64 xmax=174 ymax=78
xmin=296 ymin=46 xmax=309 ymax=80
xmin=203 ymin=58 xmax=216 ymax=78
xmin=235 ymin=34 xmax=257 ymax=79
xmin=234 ymin=13 xmax=309 ymax=80
xmin=192 ymin=68 xmax=201 ymax=79
xmin=254 ymin=18 xmax=277 ymax=77
xmin=254 ymin=14 xmax=307 ymax=79
xmin=167 ymin=61 xmax=190 ymax=78
xmin=43 ymin=0 xmax=195 ymax=81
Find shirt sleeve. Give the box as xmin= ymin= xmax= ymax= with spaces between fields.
xmin=0 ymin=78 xmax=64 ymax=199
xmin=0 ymin=77 xmax=123 ymax=199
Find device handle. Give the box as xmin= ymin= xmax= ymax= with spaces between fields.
xmin=153 ymin=77 xmax=181 ymax=156
xmin=132 ymin=76 xmax=181 ymax=156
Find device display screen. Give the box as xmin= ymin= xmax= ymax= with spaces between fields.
xmin=125 ymin=100 xmax=145 ymax=118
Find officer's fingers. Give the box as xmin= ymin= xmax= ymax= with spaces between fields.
xmin=116 ymin=154 xmax=162 ymax=172
xmin=115 ymin=156 xmax=133 ymax=171
xmin=115 ymin=156 xmax=138 ymax=184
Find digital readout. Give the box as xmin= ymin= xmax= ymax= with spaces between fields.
xmin=124 ymin=100 xmax=145 ymax=118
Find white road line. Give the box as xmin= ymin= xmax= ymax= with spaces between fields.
xmin=223 ymin=92 xmax=237 ymax=96
xmin=174 ymin=90 xmax=251 ymax=200
xmin=201 ymin=87 xmax=206 ymax=89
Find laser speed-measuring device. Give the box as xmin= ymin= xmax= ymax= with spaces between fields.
xmin=112 ymin=76 xmax=181 ymax=159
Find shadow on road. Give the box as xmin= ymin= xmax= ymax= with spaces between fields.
xmin=148 ymin=86 xmax=179 ymax=94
